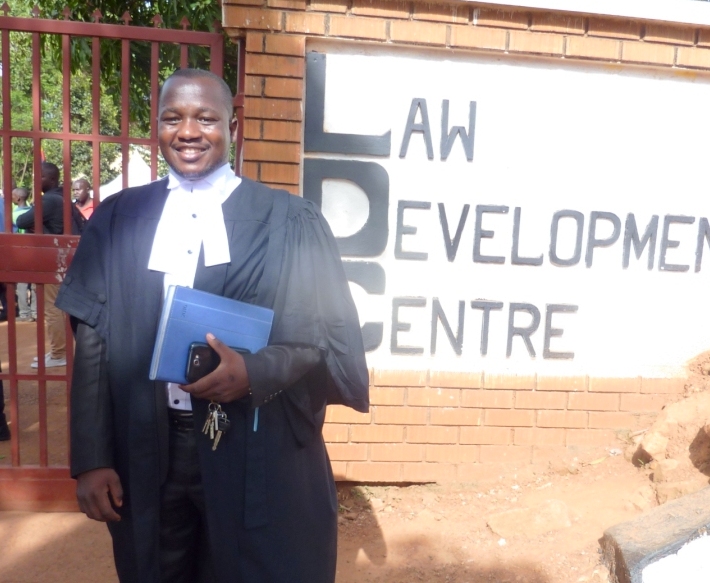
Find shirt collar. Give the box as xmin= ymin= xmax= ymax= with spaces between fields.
xmin=166 ymin=163 xmax=234 ymax=192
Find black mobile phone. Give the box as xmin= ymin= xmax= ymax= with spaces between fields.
xmin=185 ymin=342 xmax=250 ymax=384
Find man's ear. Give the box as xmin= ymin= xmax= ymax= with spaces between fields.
xmin=230 ymin=113 xmax=239 ymax=144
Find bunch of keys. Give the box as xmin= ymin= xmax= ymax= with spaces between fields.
xmin=202 ymin=401 xmax=231 ymax=451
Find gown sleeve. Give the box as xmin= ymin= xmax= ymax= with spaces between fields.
xmin=55 ymin=197 xmax=115 ymax=339
xmin=269 ymin=198 xmax=369 ymax=413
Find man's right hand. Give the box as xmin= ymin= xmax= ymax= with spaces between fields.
xmin=76 ymin=467 xmax=123 ymax=522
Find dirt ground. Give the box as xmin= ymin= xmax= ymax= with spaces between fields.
xmin=0 ymin=454 xmax=655 ymax=583
xmin=0 ymin=320 xmax=696 ymax=583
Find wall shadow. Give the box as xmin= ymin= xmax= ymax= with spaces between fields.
xmin=689 ymin=427 xmax=710 ymax=477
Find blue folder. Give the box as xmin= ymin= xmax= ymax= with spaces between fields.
xmin=149 ymin=285 xmax=274 ymax=384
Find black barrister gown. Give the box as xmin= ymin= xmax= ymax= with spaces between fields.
xmin=55 ymin=177 xmax=369 ymax=583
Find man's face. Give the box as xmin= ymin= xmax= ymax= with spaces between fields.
xmin=72 ymin=180 xmax=90 ymax=203
xmin=11 ymin=189 xmax=25 ymax=206
xmin=158 ymin=77 xmax=236 ymax=180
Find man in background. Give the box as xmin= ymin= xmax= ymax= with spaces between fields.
xmin=72 ymin=178 xmax=94 ymax=220
xmin=16 ymin=163 xmax=73 ymax=368
xmin=12 ymin=187 xmax=36 ymax=322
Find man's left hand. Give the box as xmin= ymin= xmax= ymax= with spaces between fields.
xmin=179 ymin=333 xmax=250 ymax=402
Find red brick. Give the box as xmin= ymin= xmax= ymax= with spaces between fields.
xmin=264 ymin=34 xmax=306 ymax=56
xmin=407 ymin=387 xmax=459 ymax=407
xmin=330 ymin=461 xmax=347 ymax=480
xmin=260 ymin=162 xmax=299 ymax=185
xmin=644 ymin=23 xmax=695 ymax=45
xmin=370 ymin=444 xmax=424 ymax=462
xmin=326 ymin=443 xmax=368 ymax=461
xmin=413 ymin=3 xmax=469 ymax=24
xmin=329 ymin=15 xmax=388 ymax=41
xmin=402 ymin=463 xmax=456 ymax=482
xmin=513 ymin=428 xmax=565 ymax=446
xmin=508 ymin=30 xmax=564 ymax=56
xmin=241 ymin=161 xmax=260 ymax=180
xmin=620 ymin=393 xmax=671 ymax=413
xmin=537 ymin=410 xmax=587 ymax=429
xmin=698 ymin=29 xmax=710 ymax=48
xmin=374 ymin=406 xmax=427 ymax=425
xmin=677 ymin=47 xmax=710 ymax=69
xmin=370 ymin=387 xmax=406 ymax=406
xmin=429 ymin=370 xmax=482 ymax=389
xmin=537 ymin=375 xmax=586 ymax=392
xmin=589 ymin=377 xmax=640 ymax=393
xmin=245 ymin=53 xmax=304 ymax=78
xmin=268 ymin=0 xmax=305 ymax=8
xmin=568 ymin=392 xmax=619 ymax=412
xmin=640 ymin=378 xmax=685 ymax=394
xmin=621 ymin=41 xmax=675 ymax=66
xmin=460 ymin=426 xmax=510 ymax=445
xmin=461 ymin=389 xmax=513 ymax=409
xmin=389 ymin=20 xmax=447 ymax=46
xmin=347 ymin=462 xmax=401 ymax=482
xmin=588 ymin=412 xmax=636 ymax=429
xmin=480 ymin=445 xmax=531 ymax=464
xmin=473 ymin=8 xmax=529 ymax=30
xmin=309 ymin=0 xmax=348 ymax=13
xmin=322 ymin=423 xmax=349 ymax=442
xmin=224 ymin=6 xmax=283 ymax=31
xmin=425 ymin=444 xmax=479 ymax=463
xmin=406 ymin=426 xmax=458 ymax=444
xmin=530 ymin=13 xmax=584 ymax=35
xmin=429 ymin=408 xmax=482 ymax=426
xmin=351 ymin=0 xmax=410 ymax=19
xmin=262 ymin=120 xmax=301 ymax=142
xmin=515 ymin=391 xmax=566 ymax=410
xmin=566 ymin=429 xmax=616 ymax=447
xmin=245 ymin=75 xmax=264 ymax=97
xmin=245 ymin=97 xmax=302 ymax=121
xmin=243 ymin=119 xmax=262 ymax=139
xmin=566 ymin=36 xmax=620 ymax=61
xmin=588 ymin=18 xmax=641 ymax=40
xmin=244 ymin=140 xmax=301 ymax=163
xmin=264 ymin=77 xmax=304 ymax=99
xmin=284 ymin=11 xmax=326 ymax=35
xmin=351 ymin=425 xmax=404 ymax=443
xmin=483 ymin=373 xmax=535 ymax=390
xmin=245 ymin=32 xmax=265 ymax=52
xmin=450 ymin=25 xmax=507 ymax=51
xmin=485 ymin=409 xmax=534 ymax=427
xmin=374 ymin=369 xmax=427 ymax=387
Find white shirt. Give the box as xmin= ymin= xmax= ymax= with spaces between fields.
xmin=148 ymin=163 xmax=242 ymax=410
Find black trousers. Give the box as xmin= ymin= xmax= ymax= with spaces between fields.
xmin=160 ymin=410 xmax=215 ymax=583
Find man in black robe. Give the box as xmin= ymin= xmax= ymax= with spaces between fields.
xmin=55 ymin=69 xmax=368 ymax=583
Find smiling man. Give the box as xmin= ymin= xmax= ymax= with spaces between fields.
xmin=55 ymin=69 xmax=369 ymax=583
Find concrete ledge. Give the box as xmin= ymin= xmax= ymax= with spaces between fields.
xmin=601 ymin=486 xmax=710 ymax=583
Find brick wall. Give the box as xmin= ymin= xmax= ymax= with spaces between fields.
xmin=223 ymin=0 xmax=702 ymax=480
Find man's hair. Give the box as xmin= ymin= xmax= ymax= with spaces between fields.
xmin=12 ymin=187 xmax=29 ymax=201
xmin=73 ymin=177 xmax=91 ymax=188
xmin=41 ymin=162 xmax=60 ymax=182
xmin=159 ymin=68 xmax=234 ymax=117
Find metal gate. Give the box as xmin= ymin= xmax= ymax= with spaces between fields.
xmin=0 ymin=7 xmax=235 ymax=510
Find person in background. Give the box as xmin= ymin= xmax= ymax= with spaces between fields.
xmin=12 ymin=187 xmax=36 ymax=322
xmin=16 ymin=163 xmax=72 ymax=368
xmin=72 ymin=178 xmax=94 ymax=220
xmin=0 ymin=199 xmax=10 ymax=440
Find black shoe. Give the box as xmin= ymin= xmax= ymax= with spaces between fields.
xmin=0 ymin=422 xmax=9 ymax=441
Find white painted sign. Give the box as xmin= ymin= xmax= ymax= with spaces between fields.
xmin=303 ymin=46 xmax=710 ymax=377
